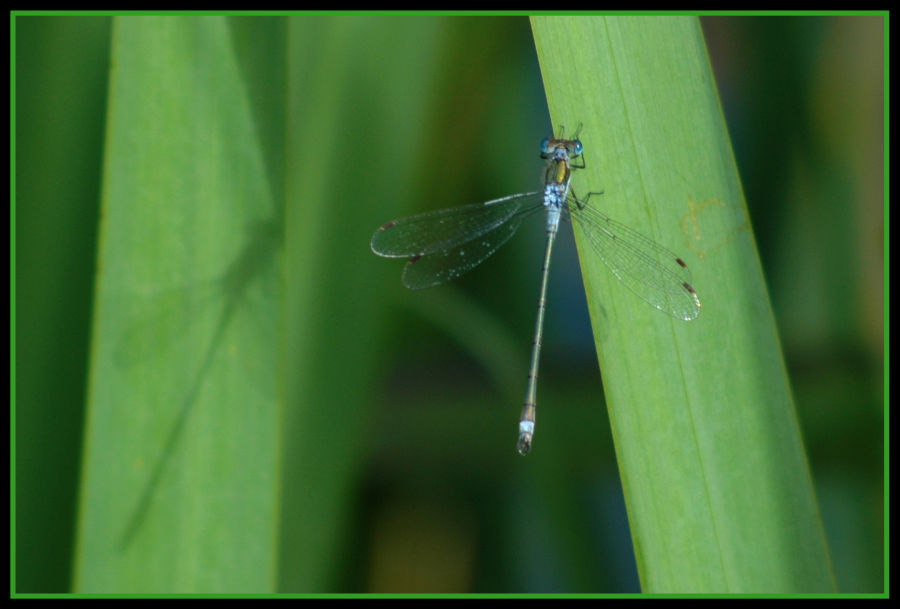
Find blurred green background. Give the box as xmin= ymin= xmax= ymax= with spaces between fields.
xmin=13 ymin=15 xmax=884 ymax=593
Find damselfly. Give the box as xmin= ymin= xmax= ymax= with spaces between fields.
xmin=371 ymin=127 xmax=700 ymax=455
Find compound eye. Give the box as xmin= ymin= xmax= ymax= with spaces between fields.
xmin=540 ymin=138 xmax=551 ymax=154
xmin=573 ymin=140 xmax=584 ymax=156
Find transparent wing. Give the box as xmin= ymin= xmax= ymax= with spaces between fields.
xmin=400 ymin=204 xmax=543 ymax=289
xmin=371 ymin=192 xmax=543 ymax=258
xmin=570 ymin=202 xmax=701 ymax=321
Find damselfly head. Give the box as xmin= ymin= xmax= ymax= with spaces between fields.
xmin=542 ymin=123 xmax=585 ymax=160
xmin=540 ymin=137 xmax=583 ymax=161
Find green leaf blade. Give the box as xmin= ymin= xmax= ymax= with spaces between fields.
xmin=532 ymin=15 xmax=835 ymax=593
xmin=74 ymin=16 xmax=284 ymax=592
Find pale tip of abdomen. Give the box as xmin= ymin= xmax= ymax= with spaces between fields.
xmin=517 ymin=420 xmax=535 ymax=456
